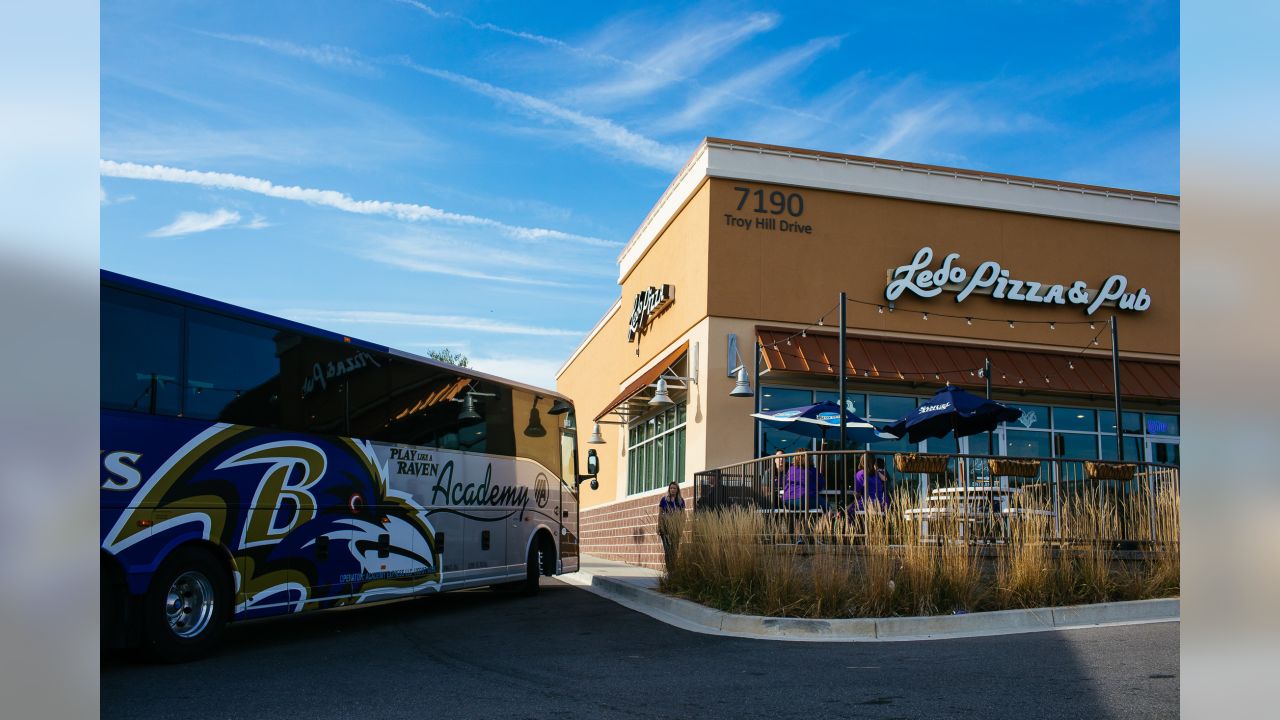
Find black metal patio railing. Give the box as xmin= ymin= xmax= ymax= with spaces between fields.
xmin=691 ymin=450 xmax=1180 ymax=546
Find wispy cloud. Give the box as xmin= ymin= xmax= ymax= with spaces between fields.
xmin=393 ymin=1 xmax=828 ymax=124
xmin=148 ymin=208 xmax=243 ymax=237
xmin=199 ymin=32 xmax=379 ymax=74
xmin=279 ymin=309 xmax=582 ymax=337
xmin=195 ymin=30 xmax=691 ymax=172
xmin=243 ymin=214 xmax=271 ymax=230
xmin=571 ymin=11 xmax=780 ymax=105
xmin=664 ymin=35 xmax=844 ymax=130
xmin=101 ymin=160 xmax=619 ymax=247
xmin=396 ymin=59 xmax=689 ymax=171
xmin=99 ymin=183 xmax=135 ymax=206
xmin=864 ymin=98 xmax=953 ymax=158
xmin=394 ymin=1 xmax=580 ymax=54
xmin=357 ymin=234 xmax=581 ymax=287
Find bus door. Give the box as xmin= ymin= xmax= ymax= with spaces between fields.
xmin=558 ymin=430 xmax=580 ymax=573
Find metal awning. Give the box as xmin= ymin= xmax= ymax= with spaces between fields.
xmin=595 ymin=340 xmax=691 ymax=422
xmin=756 ymin=327 xmax=1178 ymax=402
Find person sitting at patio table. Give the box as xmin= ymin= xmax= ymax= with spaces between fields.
xmin=780 ymin=458 xmax=825 ymax=510
xmin=851 ymin=457 xmax=889 ymax=512
xmin=695 ymin=474 xmax=724 ymax=512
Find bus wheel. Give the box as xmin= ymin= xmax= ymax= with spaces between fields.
xmin=521 ymin=540 xmax=543 ymax=596
xmin=142 ymin=546 xmax=229 ymax=663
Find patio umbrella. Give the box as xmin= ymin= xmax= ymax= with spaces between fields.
xmin=881 ymin=385 xmax=1023 ymax=444
xmin=751 ymin=401 xmax=897 ymax=445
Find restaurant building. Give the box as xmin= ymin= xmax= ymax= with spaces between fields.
xmin=556 ymin=138 xmax=1179 ymax=568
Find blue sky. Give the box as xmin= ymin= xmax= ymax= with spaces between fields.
xmin=100 ymin=0 xmax=1178 ymax=388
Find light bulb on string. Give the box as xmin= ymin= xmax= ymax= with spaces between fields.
xmin=1008 ymin=320 xmax=1015 ymax=329
xmin=1089 ymin=322 xmax=1096 ymax=330
xmin=922 ymin=312 xmax=929 ymax=321
xmin=1043 ymin=377 xmax=1050 ymax=384
xmin=1092 ymin=338 xmax=1099 ymax=346
xmin=965 ymin=317 xmax=973 ymax=326
xmin=1049 ymin=322 xmax=1056 ymax=330
xmin=801 ymin=330 xmax=806 ymax=338
xmin=877 ymin=305 xmax=884 ymax=314
xmin=1018 ymin=378 xmax=1024 ymax=385
xmin=1068 ymin=361 xmax=1075 ymax=370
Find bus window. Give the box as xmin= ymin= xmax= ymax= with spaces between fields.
xmin=513 ymin=388 xmax=561 ymax=477
xmin=101 ymin=287 xmax=183 ymax=416
xmin=380 ymin=357 xmax=472 ymax=447
xmin=186 ymin=310 xmax=289 ymax=427
xmin=345 ymin=349 xmax=392 ymax=440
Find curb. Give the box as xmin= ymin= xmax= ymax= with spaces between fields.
xmin=558 ymin=572 xmax=1179 ymax=642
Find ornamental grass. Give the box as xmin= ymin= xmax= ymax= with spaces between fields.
xmin=659 ymin=478 xmax=1179 ymax=619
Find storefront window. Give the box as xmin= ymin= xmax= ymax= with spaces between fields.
xmin=1099 ymin=410 xmax=1143 ymax=435
xmin=815 ymin=391 xmax=867 ymax=417
xmin=1100 ymin=435 xmax=1145 ymax=462
xmin=924 ymin=434 xmax=958 ymax=454
xmin=1144 ymin=413 xmax=1179 ymax=436
xmin=1006 ymin=430 xmax=1051 ymax=458
xmin=760 ymin=387 xmax=812 ymax=411
xmin=868 ymin=394 xmax=916 ymax=421
xmin=1054 ymin=432 xmax=1099 ymax=460
xmin=626 ymin=404 xmax=686 ymax=495
xmin=1007 ymin=404 xmax=1049 ymax=430
xmin=1052 ymin=407 xmax=1096 ymax=433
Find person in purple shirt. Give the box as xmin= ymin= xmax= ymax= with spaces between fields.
xmin=852 ymin=457 xmax=889 ymax=512
xmin=657 ymin=482 xmax=685 ymax=567
xmin=780 ymin=460 xmax=825 ymax=510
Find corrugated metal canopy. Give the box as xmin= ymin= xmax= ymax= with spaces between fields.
xmin=594 ymin=340 xmax=690 ymax=421
xmin=756 ymin=327 xmax=1178 ymax=402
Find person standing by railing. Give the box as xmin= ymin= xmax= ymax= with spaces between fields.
xmin=657 ymin=482 xmax=685 ymax=568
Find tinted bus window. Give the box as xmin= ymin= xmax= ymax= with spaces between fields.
xmin=380 ymin=357 xmax=473 ymax=447
xmin=186 ymin=310 xmax=289 ymax=427
xmin=346 ymin=349 xmax=393 ymax=440
xmin=513 ymin=388 xmax=562 ymax=476
xmin=101 ymin=287 xmax=183 ymax=415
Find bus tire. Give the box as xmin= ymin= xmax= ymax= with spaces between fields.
xmin=521 ymin=540 xmax=543 ymax=596
xmin=142 ymin=546 xmax=230 ymax=663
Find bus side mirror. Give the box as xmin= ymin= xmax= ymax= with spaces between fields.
xmin=576 ymin=449 xmax=599 ymax=490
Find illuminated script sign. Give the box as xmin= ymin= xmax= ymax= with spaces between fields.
xmin=885 ymin=247 xmax=1151 ymax=316
xmin=627 ymin=284 xmax=674 ymax=342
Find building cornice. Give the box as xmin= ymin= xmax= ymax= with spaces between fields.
xmin=618 ymin=137 xmax=1180 ymax=283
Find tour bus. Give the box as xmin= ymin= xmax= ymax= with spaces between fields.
xmin=100 ymin=270 xmax=598 ymax=661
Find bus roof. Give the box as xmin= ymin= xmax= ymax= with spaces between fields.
xmin=100 ymin=269 xmax=574 ymax=404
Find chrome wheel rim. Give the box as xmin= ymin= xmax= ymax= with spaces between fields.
xmin=165 ymin=570 xmax=215 ymax=639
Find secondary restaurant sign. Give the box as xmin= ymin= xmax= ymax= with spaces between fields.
xmin=885 ymin=247 xmax=1152 ymax=316
xmin=627 ymin=284 xmax=674 ymax=342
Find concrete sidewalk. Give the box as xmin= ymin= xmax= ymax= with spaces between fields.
xmin=559 ymin=553 xmax=1179 ymax=642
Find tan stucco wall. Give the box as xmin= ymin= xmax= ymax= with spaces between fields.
xmin=557 ymin=183 xmax=712 ymax=508
xmin=706 ymin=179 xmax=1179 ymax=357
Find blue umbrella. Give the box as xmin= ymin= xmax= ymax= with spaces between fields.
xmin=881 ymin=386 xmax=1023 ymax=443
xmin=752 ymin=401 xmax=897 ymax=444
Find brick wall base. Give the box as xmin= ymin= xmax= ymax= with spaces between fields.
xmin=579 ymin=488 xmax=691 ymax=571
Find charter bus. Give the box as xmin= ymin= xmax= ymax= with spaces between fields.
xmin=100 ymin=270 xmax=597 ymax=661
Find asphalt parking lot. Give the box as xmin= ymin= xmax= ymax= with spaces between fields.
xmin=102 ymin=579 xmax=1178 ymax=719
